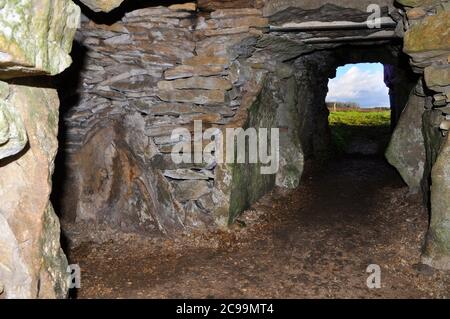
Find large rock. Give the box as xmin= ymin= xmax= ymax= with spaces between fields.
xmin=424 ymin=65 xmax=450 ymax=92
xmin=404 ymin=11 xmax=450 ymax=65
xmin=0 ymin=0 xmax=80 ymax=79
xmin=80 ymin=0 xmax=124 ymax=12
xmin=386 ymin=88 xmax=426 ymax=193
xmin=275 ymin=73 xmax=304 ymax=189
xmin=422 ymin=133 xmax=450 ymax=270
xmin=0 ymin=83 xmax=69 ymax=299
xmin=62 ymin=114 xmax=184 ymax=234
xmin=0 ymin=82 xmax=27 ymax=160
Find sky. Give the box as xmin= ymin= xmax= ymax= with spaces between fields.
xmin=326 ymin=63 xmax=390 ymax=108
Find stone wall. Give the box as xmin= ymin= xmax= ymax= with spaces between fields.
xmin=60 ymin=4 xmax=272 ymax=231
xmin=1 ymin=1 xmax=447 ymax=300
xmin=394 ymin=0 xmax=450 ymax=269
xmin=59 ymin=0 xmax=450 ymax=270
xmin=61 ymin=1 xmax=406 ymax=232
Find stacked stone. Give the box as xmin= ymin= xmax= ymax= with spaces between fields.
xmin=398 ymin=0 xmax=450 ymax=270
xmin=65 ymin=5 xmax=196 ymax=152
xmin=154 ymin=7 xmax=269 ymax=227
xmin=402 ymin=1 xmax=450 ymax=115
xmin=64 ymin=3 xmax=270 ymax=230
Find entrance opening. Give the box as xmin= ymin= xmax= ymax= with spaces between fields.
xmin=326 ymin=63 xmax=391 ymax=156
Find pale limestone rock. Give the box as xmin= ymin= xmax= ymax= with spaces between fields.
xmin=169 ymin=3 xmax=197 ymax=12
xmin=406 ymin=7 xmax=427 ymax=20
xmin=440 ymin=120 xmax=450 ymax=131
xmin=0 ymin=83 xmax=69 ymax=299
xmin=0 ymin=0 xmax=80 ymax=79
xmin=0 ymin=82 xmax=27 ymax=160
xmin=80 ymin=0 xmax=124 ymax=12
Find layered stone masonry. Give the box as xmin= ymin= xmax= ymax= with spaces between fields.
xmin=396 ymin=0 xmax=450 ymax=270
xmin=63 ymin=1 xmax=413 ymax=231
xmin=63 ymin=4 xmax=270 ymax=231
xmin=63 ymin=0 xmax=450 ymax=268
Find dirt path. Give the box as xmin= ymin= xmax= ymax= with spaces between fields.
xmin=68 ymin=156 xmax=450 ymax=299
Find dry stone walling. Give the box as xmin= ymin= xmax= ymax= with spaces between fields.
xmin=55 ymin=0 xmax=450 ymax=271
xmin=390 ymin=0 xmax=450 ymax=270
xmin=1 ymin=0 xmax=450 ymax=299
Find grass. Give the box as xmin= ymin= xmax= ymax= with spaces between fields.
xmin=328 ymin=109 xmax=391 ymax=154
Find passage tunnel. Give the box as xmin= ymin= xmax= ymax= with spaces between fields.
xmin=0 ymin=0 xmax=449 ymax=299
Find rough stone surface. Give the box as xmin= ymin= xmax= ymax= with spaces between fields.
xmin=396 ymin=0 xmax=442 ymax=8
xmin=0 ymin=83 xmax=69 ymax=299
xmin=80 ymin=0 xmax=124 ymax=12
xmin=164 ymin=65 xmax=225 ymax=80
xmin=158 ymin=77 xmax=232 ymax=91
xmin=404 ymin=11 xmax=450 ymax=67
xmin=60 ymin=2 xmax=423 ymax=235
xmin=386 ymin=87 xmax=427 ymax=192
xmin=4 ymin=0 xmax=450 ymax=301
xmin=275 ymin=74 xmax=304 ymax=188
xmin=424 ymin=65 xmax=450 ymax=92
xmin=0 ymin=82 xmax=27 ymax=160
xmin=263 ymin=0 xmax=394 ymax=16
xmin=399 ymin=0 xmax=450 ymax=268
xmin=0 ymin=0 xmax=80 ymax=79
xmin=228 ymin=76 xmax=278 ymax=222
xmin=30 ymin=0 xmax=446 ymax=273
xmin=63 ymin=114 xmax=184 ymax=234
xmin=423 ymin=133 xmax=450 ymax=269
xmin=157 ymin=89 xmax=226 ymax=104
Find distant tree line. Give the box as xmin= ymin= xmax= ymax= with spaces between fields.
xmin=326 ymin=102 xmax=361 ymax=109
xmin=327 ymin=101 xmax=390 ymax=112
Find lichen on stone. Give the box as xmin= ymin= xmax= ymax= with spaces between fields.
xmin=0 ymin=0 xmax=81 ymax=79
xmin=0 ymin=81 xmax=27 ymax=160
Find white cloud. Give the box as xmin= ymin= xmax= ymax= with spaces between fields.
xmin=326 ymin=65 xmax=389 ymax=107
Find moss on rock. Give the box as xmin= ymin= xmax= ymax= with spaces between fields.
xmin=0 ymin=0 xmax=80 ymax=79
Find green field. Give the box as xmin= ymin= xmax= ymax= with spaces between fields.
xmin=328 ymin=110 xmax=391 ymax=154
